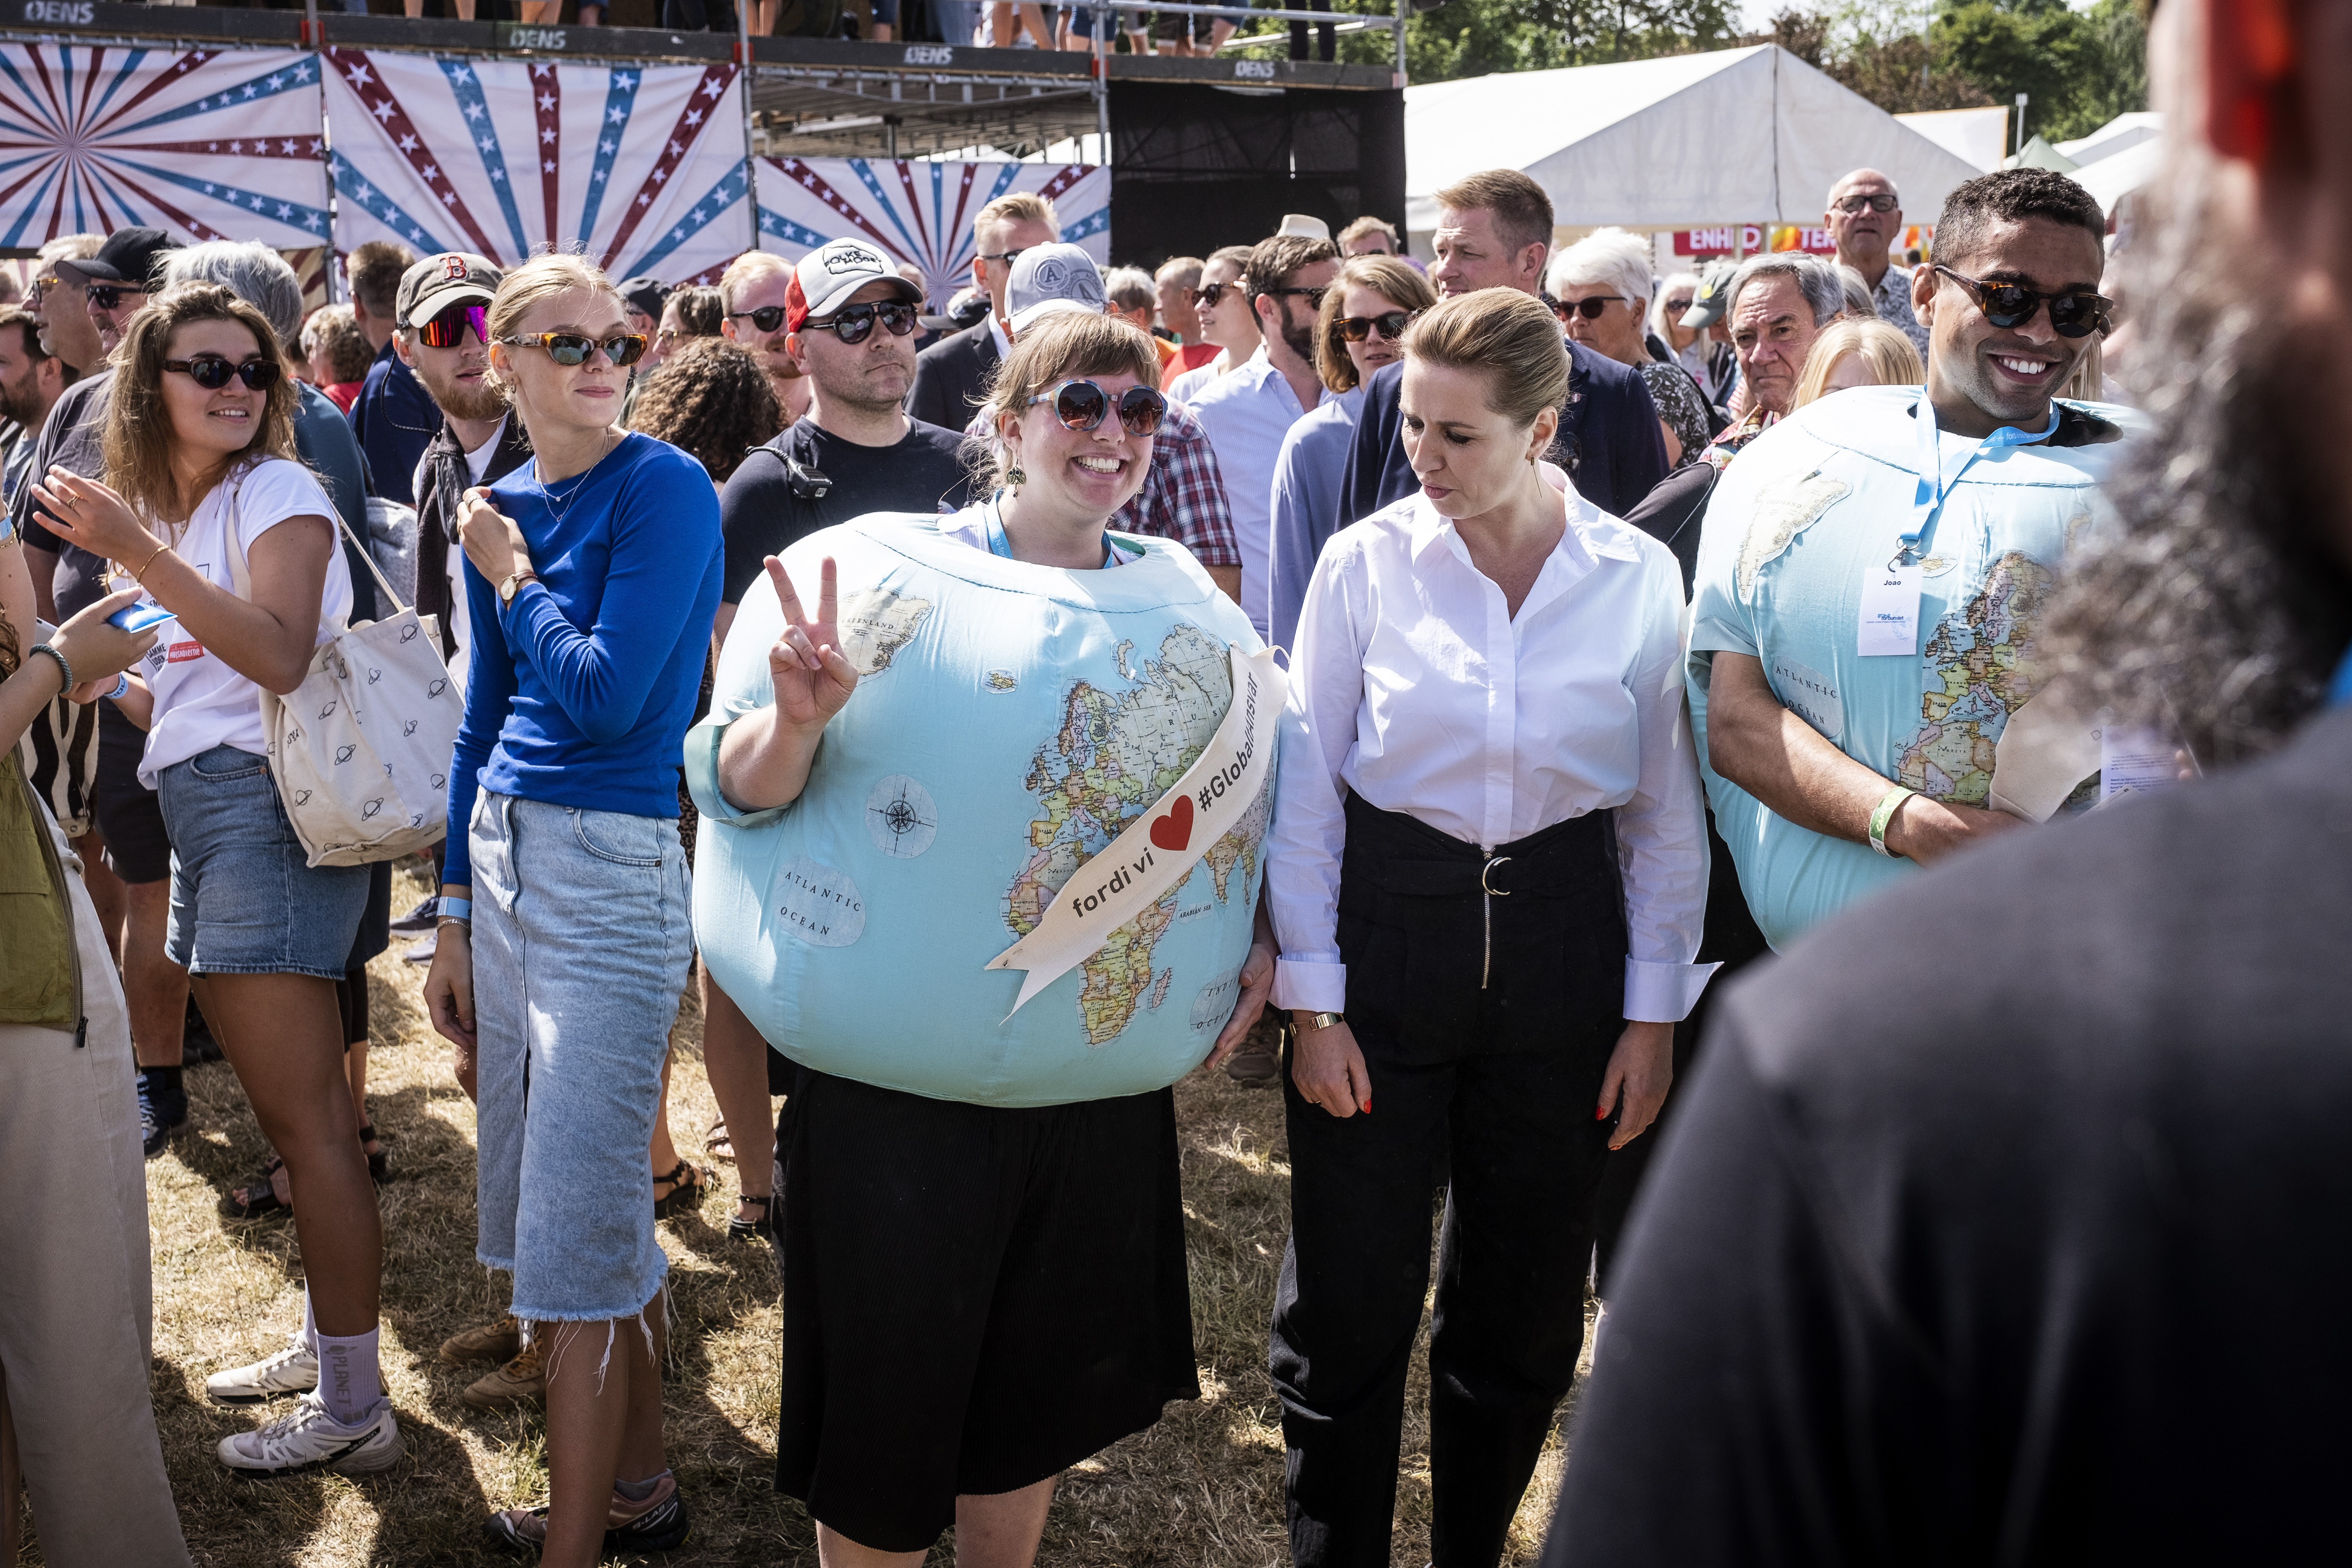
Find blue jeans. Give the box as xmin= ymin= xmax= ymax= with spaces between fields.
xmin=157 ymin=746 xmax=366 ymax=980
xmin=469 ymin=791 xmax=692 ymax=1323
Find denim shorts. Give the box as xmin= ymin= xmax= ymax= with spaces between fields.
xmin=156 ymin=746 xmax=368 ymax=980
xmin=470 ymin=791 xmax=692 ymax=1324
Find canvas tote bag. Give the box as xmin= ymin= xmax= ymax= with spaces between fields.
xmin=223 ymin=473 xmax=461 ymax=867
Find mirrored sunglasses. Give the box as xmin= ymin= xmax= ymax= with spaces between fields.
xmin=806 ymin=300 xmax=919 ymax=345
xmin=1027 ymin=378 xmax=1167 ymax=438
xmin=416 ymin=303 xmax=490 ymax=350
xmin=498 ymin=331 xmax=649 ymax=368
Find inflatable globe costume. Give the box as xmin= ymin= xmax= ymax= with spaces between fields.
xmin=686 ymin=502 xmax=1277 ymax=1550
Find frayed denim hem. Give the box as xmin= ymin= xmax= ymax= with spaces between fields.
xmin=510 ymin=1253 xmax=670 ymax=1331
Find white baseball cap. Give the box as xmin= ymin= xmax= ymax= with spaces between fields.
xmin=1005 ymin=243 xmax=1106 ymax=336
xmin=784 ymin=238 xmax=922 ymax=333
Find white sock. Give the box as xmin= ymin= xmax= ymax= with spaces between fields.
xmin=302 ymin=1289 xmax=318 ymax=1354
xmin=316 ymin=1328 xmax=382 ymax=1426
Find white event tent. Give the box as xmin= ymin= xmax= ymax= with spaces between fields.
xmin=1405 ymin=45 xmax=1986 ymax=236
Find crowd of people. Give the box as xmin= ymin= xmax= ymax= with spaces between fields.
xmin=6 ymin=0 xmax=2349 ymax=1558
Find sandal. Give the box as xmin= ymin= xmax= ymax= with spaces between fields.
xmin=727 ymin=1193 xmax=776 ymax=1244
xmin=220 ymin=1155 xmax=292 ymax=1220
xmin=705 ymin=1116 xmax=733 ymax=1161
xmin=652 ymin=1159 xmax=709 ymax=1220
xmin=358 ymin=1123 xmax=390 ymax=1187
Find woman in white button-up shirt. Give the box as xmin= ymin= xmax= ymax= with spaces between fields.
xmin=1261 ymin=288 xmax=1713 ymax=1568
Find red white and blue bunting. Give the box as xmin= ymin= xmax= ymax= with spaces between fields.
xmin=322 ymin=49 xmax=751 ymax=283
xmin=755 ymin=157 xmax=1109 ymax=306
xmin=0 ymin=44 xmax=329 ymax=250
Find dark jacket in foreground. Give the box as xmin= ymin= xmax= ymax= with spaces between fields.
xmin=1544 ymin=705 xmax=2352 ymax=1566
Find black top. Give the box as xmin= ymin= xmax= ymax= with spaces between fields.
xmin=1337 ymin=338 xmax=1669 ymax=528
xmin=1543 ymin=705 xmax=2352 ymax=1566
xmin=905 ymin=319 xmax=1000 ymax=433
xmin=718 ymin=417 xmax=979 ymax=604
xmin=350 ymin=337 xmax=440 ymax=508
xmin=415 ymin=414 xmax=535 ymax=662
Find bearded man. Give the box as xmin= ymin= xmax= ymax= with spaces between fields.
xmin=1538 ymin=0 xmax=2352 ymax=1560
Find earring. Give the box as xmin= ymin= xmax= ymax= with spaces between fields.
xmin=1007 ymin=463 xmax=1027 ymax=488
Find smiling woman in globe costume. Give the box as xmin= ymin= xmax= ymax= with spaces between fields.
xmin=689 ymin=309 xmax=1277 ymax=1568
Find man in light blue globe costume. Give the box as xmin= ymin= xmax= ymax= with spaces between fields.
xmin=1690 ymin=168 xmax=2144 ymax=950
xmin=684 ymin=309 xmax=1279 ymax=1568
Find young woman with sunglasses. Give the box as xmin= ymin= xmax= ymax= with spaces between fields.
xmin=689 ymin=309 xmax=1274 ymax=1568
xmin=29 ymin=283 xmax=402 ymax=1479
xmin=1165 ymin=245 xmax=1261 ymax=403
xmin=1266 ymin=252 xmax=1436 ymax=651
xmin=418 ymin=254 xmax=721 ymax=1564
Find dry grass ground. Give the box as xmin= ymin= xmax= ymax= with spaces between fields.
xmin=66 ymin=862 xmax=1588 ymax=1566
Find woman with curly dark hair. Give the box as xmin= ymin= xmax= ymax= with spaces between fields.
xmin=628 ymin=336 xmax=782 ymax=481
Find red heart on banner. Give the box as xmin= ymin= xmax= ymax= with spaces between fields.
xmin=1148 ymin=795 xmax=1194 ymax=853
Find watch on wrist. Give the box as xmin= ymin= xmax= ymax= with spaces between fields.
xmin=1301 ymin=1011 xmax=1345 ymax=1034
xmin=498 ymin=568 xmax=539 ymax=607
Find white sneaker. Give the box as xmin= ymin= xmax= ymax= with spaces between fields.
xmin=205 ymin=1336 xmax=318 ymax=1406
xmin=217 ymin=1392 xmax=403 ymax=1478
xmin=401 ymin=929 xmax=438 ymax=964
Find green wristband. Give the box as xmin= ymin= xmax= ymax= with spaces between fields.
xmin=1868 ymin=784 xmax=1916 ymax=858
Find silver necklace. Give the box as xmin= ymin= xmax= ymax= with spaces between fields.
xmin=536 ymin=435 xmax=614 ymax=525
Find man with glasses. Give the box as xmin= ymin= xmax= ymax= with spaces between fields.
xmin=718 ymin=251 xmax=812 ymax=432
xmin=716 ymin=239 xmax=976 ymax=649
xmin=1187 ymin=233 xmax=1338 ymax=639
xmin=53 ymin=227 xmax=178 ymax=362
xmin=1686 ymin=168 xmax=2125 ymax=951
xmin=909 ymin=191 xmax=1060 ymax=431
xmin=1828 ymin=167 xmax=1929 ymax=357
xmin=26 ymin=234 xmax=104 ymax=378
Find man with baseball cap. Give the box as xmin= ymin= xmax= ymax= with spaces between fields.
xmin=57 ymin=225 xmax=180 ymax=359
xmin=1676 ymin=257 xmax=1741 ymax=405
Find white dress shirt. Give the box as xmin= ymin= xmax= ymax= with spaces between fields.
xmin=1266 ymin=488 xmax=1717 ymax=1024
xmin=1188 ymin=345 xmax=1320 ymax=643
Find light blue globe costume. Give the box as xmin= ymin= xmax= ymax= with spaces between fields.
xmin=685 ymin=510 xmax=1271 ymax=1108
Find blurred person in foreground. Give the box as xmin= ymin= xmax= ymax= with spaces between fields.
xmin=1543 ymin=0 xmax=2352 ymax=1561
xmin=1787 ymin=315 xmax=1926 ymax=411
xmin=1337 ymin=170 xmax=1668 ymax=527
xmin=1547 ymin=228 xmax=1715 ymax=467
xmin=300 ymin=303 xmax=372 ymax=413
xmin=1265 ymin=251 xmax=1435 ymax=655
xmin=1545 ymin=0 xmax=2352 ymax=1559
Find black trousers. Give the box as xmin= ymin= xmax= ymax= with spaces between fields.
xmin=1272 ymin=799 xmax=1628 ymax=1568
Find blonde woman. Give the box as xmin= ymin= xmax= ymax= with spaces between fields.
xmin=1265 ymin=288 xmax=1712 ymax=1567
xmin=1789 ymin=316 xmax=1928 ymax=411
xmin=29 ymin=283 xmax=395 ymax=1478
xmin=1265 ymin=253 xmax=1437 ymax=656
xmin=419 ymin=254 xmax=721 ymax=1563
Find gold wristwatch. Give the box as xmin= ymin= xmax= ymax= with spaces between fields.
xmin=498 ymin=568 xmax=540 ymax=607
xmin=1301 ymin=1011 xmax=1345 ymax=1034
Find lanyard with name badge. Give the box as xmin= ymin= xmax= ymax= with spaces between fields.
xmin=1859 ymin=400 xmax=2060 ymax=657
xmin=983 ymin=491 xmax=1132 ymax=570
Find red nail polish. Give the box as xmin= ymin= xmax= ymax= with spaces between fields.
xmin=1360 ymin=1098 xmax=1370 ymax=1114
xmin=1595 ymin=1105 xmax=1607 ymax=1120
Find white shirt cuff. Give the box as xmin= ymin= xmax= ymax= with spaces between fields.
xmin=1273 ymin=956 xmax=1346 ymax=1012
xmin=1624 ymin=958 xmax=1722 ymax=1023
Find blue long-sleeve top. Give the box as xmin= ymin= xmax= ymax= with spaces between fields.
xmin=442 ymin=432 xmax=721 ymax=888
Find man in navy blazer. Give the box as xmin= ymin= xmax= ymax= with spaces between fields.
xmin=1337 ymin=170 xmax=1668 ymax=526
xmin=907 ymin=190 xmax=1061 ymax=430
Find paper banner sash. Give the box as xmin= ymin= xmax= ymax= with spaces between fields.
xmin=987 ymin=644 xmax=1285 ymax=1017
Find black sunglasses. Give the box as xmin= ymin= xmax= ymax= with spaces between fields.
xmin=805 ymin=300 xmax=919 ymax=345
xmin=1027 ymin=379 xmax=1167 ymax=438
xmin=729 ymin=305 xmax=788 ymax=334
xmin=977 ymin=247 xmax=1028 ymax=266
xmin=497 ymin=331 xmax=649 ymax=368
xmin=1261 ymin=285 xmax=1329 ymax=309
xmin=415 ymin=302 xmax=489 ymax=350
xmin=165 ymin=354 xmax=281 ymax=391
xmin=1835 ymin=193 xmax=1901 ymax=214
xmin=1932 ymin=265 xmax=2112 ymax=339
xmin=1191 ymin=281 xmax=1232 ymax=308
xmin=1335 ymin=310 xmax=1414 ymax=343
xmin=88 ymin=284 xmax=142 ymax=313
xmin=1557 ymin=294 xmax=1629 ymax=321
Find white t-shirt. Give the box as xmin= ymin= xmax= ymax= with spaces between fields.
xmin=136 ymin=457 xmax=352 ymax=789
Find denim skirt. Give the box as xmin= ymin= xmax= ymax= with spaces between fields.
xmin=156 ymin=745 xmax=367 ymax=980
xmin=470 ymin=790 xmax=692 ymax=1323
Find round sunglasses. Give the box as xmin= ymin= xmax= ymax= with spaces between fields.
xmin=728 ymin=305 xmax=789 ymax=334
xmin=416 ymin=302 xmax=489 ymax=350
xmin=804 ymin=300 xmax=919 ymax=345
xmin=497 ymin=331 xmax=649 ymax=368
xmin=1027 ymin=379 xmax=1167 ymax=438
xmin=1932 ymin=265 xmax=2112 ymax=339
xmin=1190 ymin=280 xmax=1233 ymax=308
xmin=1336 ymin=309 xmax=1416 ymax=343
xmin=165 ymin=354 xmax=281 ymax=391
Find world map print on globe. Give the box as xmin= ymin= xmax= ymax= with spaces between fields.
xmin=1005 ymin=622 xmax=1272 ymax=1045
xmin=1897 ymin=550 xmax=2055 ymax=803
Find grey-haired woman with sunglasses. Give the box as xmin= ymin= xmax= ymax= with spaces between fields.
xmin=688 ymin=308 xmax=1276 ymax=1567
xmin=418 ymin=253 xmax=720 ymax=1564
xmin=1266 ymin=254 xmax=1436 ymax=652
